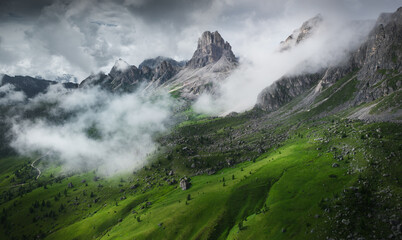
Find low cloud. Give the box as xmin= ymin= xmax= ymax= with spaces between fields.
xmin=9 ymin=85 xmax=174 ymax=175
xmin=0 ymin=83 xmax=26 ymax=105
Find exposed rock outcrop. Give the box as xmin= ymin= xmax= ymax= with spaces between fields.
xmin=257 ymin=73 xmax=323 ymax=112
xmin=109 ymin=59 xmax=146 ymax=91
xmin=149 ymin=60 xmax=181 ymax=86
xmin=351 ymin=7 xmax=402 ymax=104
xmin=179 ymin=177 xmax=191 ymax=190
xmin=187 ymin=31 xmax=237 ymax=68
xmin=139 ymin=56 xmax=185 ymax=69
xmin=280 ymin=14 xmax=323 ymax=52
xmin=159 ymin=31 xmax=238 ymax=98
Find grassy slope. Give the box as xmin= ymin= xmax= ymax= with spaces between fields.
xmin=1 ymin=117 xmax=399 ymax=240
xmin=48 ymin=128 xmax=350 ymax=240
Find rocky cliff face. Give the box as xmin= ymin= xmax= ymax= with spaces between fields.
xmin=258 ymin=8 xmax=401 ymax=115
xmin=159 ymin=31 xmax=238 ymax=98
xmin=280 ymin=14 xmax=323 ymax=51
xmin=109 ymin=59 xmax=146 ymax=91
xmin=351 ymin=7 xmax=402 ymax=104
xmin=257 ymin=73 xmax=323 ymax=112
xmin=139 ymin=56 xmax=185 ymax=69
xmin=186 ymin=31 xmax=237 ymax=68
xmin=314 ymin=7 xmax=402 ymax=105
xmin=152 ymin=60 xmax=180 ymax=84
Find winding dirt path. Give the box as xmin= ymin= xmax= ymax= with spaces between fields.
xmin=31 ymin=152 xmax=49 ymax=180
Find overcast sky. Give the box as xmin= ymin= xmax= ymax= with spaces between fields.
xmin=0 ymin=0 xmax=400 ymax=81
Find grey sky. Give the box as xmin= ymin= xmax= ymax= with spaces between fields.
xmin=0 ymin=0 xmax=400 ymax=80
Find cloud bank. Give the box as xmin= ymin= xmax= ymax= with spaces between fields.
xmin=0 ymin=84 xmax=26 ymax=105
xmin=7 ymin=85 xmax=174 ymax=175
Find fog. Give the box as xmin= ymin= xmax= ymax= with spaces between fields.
xmin=0 ymin=83 xmax=26 ymax=106
xmin=6 ymin=85 xmax=174 ymax=175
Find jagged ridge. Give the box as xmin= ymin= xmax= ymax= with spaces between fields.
xmin=257 ymin=7 xmax=402 ymax=121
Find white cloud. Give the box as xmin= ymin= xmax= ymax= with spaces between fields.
xmin=10 ymin=85 xmax=174 ymax=175
xmin=0 ymin=83 xmax=26 ymax=105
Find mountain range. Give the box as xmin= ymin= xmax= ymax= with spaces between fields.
xmin=2 ymin=8 xmax=400 ymax=122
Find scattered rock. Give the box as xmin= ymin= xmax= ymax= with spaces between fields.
xmin=180 ymin=177 xmax=191 ymax=190
xmin=342 ymin=219 xmax=350 ymax=225
xmin=130 ymin=184 xmax=139 ymax=189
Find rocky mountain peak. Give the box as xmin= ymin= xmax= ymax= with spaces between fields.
xmin=112 ymin=58 xmax=130 ymax=71
xmin=110 ymin=58 xmax=132 ymax=77
xmin=297 ymin=14 xmax=322 ymax=41
xmin=187 ymin=31 xmax=237 ymax=68
xmin=197 ymin=31 xmax=230 ymax=51
xmin=280 ymin=14 xmax=323 ymax=51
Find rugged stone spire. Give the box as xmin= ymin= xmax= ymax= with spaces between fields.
xmin=186 ymin=31 xmax=237 ymax=68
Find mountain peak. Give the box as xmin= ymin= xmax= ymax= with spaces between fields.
xmin=279 ymin=14 xmax=323 ymax=51
xmin=109 ymin=58 xmax=133 ymax=79
xmin=197 ymin=31 xmax=230 ymax=51
xmin=187 ymin=31 xmax=237 ymax=68
xmin=112 ymin=58 xmax=130 ymax=72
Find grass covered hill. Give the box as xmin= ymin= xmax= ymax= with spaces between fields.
xmin=0 ymin=83 xmax=401 ymax=239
